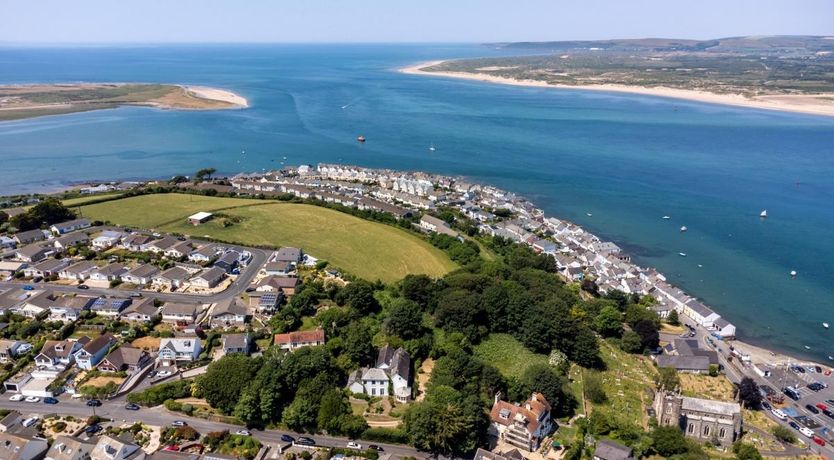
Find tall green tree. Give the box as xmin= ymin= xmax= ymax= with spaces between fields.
xmin=199 ymin=354 xmax=261 ymax=414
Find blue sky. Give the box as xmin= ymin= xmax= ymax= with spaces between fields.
xmin=2 ymin=0 xmax=832 ymax=43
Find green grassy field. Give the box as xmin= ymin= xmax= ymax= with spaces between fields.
xmin=79 ymin=194 xmax=456 ymax=282
xmin=473 ymin=333 xmax=549 ymax=379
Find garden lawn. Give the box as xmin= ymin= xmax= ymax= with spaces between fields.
xmin=473 ymin=333 xmax=549 ymax=379
xmin=80 ymin=194 xmax=456 ymax=282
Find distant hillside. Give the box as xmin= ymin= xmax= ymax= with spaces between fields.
xmin=494 ymin=35 xmax=834 ymax=54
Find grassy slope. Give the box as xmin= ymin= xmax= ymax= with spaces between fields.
xmin=473 ymin=333 xmax=549 ymax=379
xmin=79 ymin=194 xmax=456 ymax=282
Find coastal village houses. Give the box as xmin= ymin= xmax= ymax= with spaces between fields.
xmin=489 ymin=392 xmax=554 ymax=452
xmin=274 ymin=329 xmax=325 ymax=351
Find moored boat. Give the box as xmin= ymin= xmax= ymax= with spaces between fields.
xmin=824 ymin=322 xmax=829 ymax=329
xmin=680 ymin=226 xmax=688 ymax=232
xmin=760 ymin=209 xmax=768 ymax=218
xmin=357 ymin=135 xmax=366 ymax=143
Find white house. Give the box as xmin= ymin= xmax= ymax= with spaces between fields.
xmin=73 ymin=334 xmax=116 ymax=370
xmin=190 ymin=266 xmax=226 ymax=289
xmin=152 ymin=267 xmax=191 ymax=289
xmin=88 ymin=263 xmax=127 ymax=282
xmin=347 ymin=345 xmax=412 ymax=402
xmin=34 ymin=339 xmax=82 ymax=370
xmin=91 ymin=231 xmax=124 ymax=250
xmin=58 ymin=260 xmax=97 ymax=281
xmin=50 ymin=218 xmax=91 ymax=235
xmin=160 ymin=302 xmax=199 ymax=324
xmin=158 ymin=337 xmax=202 ymax=366
xmin=120 ymin=264 xmax=159 ymax=286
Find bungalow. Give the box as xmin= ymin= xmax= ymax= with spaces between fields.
xmin=91 ymin=231 xmax=123 ymax=250
xmin=35 ymin=339 xmax=82 ymax=369
xmin=188 ymin=244 xmax=218 ymax=263
xmin=22 ymin=258 xmax=69 ymax=279
xmin=256 ymin=275 xmax=300 ymax=296
xmin=158 ymin=337 xmax=202 ymax=366
xmin=13 ymin=229 xmax=47 ymax=246
xmin=213 ymin=251 xmax=239 ymax=273
xmin=273 ymin=247 xmax=303 ymax=264
xmin=221 ymin=333 xmax=251 ymax=355
xmin=152 ymin=267 xmax=191 ymax=289
xmin=53 ymin=232 xmax=89 ymax=251
xmin=15 ymin=244 xmax=54 ymax=263
xmin=50 ymin=218 xmax=91 ymax=235
xmin=209 ymin=298 xmax=248 ymax=328
xmin=120 ymin=234 xmax=154 ymax=251
xmin=59 ymin=260 xmax=97 ymax=281
xmin=160 ymin=302 xmax=199 ymax=324
xmin=91 ymin=435 xmax=140 ymax=460
xmin=260 ymin=260 xmax=293 ymax=277
xmin=164 ymin=241 xmax=194 ymax=259
xmin=0 ymin=432 xmax=49 ymax=460
xmin=98 ymin=345 xmax=149 ymax=373
xmin=190 ymin=266 xmax=226 ymax=289
xmin=74 ymin=333 xmax=116 ymax=370
xmin=121 ymin=264 xmax=159 ymax=286
xmin=274 ymin=328 xmax=325 ymax=351
xmin=46 ymin=436 xmax=95 ymax=460
xmin=89 ymin=297 xmax=131 ymax=317
xmin=88 ymin=263 xmax=128 ymax=282
xmin=247 ymin=291 xmax=282 ymax=313
xmin=0 ymin=340 xmax=26 ymax=363
xmin=19 ymin=290 xmax=56 ymax=317
xmin=144 ymin=236 xmax=179 ymax=254
xmin=419 ymin=215 xmax=458 ymax=237
xmin=0 ymin=236 xmax=16 ymax=250
xmin=49 ymin=296 xmax=95 ymax=321
xmin=120 ymin=298 xmax=158 ymax=323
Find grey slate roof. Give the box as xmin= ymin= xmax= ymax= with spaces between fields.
xmin=681 ymin=395 xmax=741 ymax=416
xmin=656 ymin=355 xmax=710 ymax=371
xmin=594 ymin=439 xmax=634 ymax=460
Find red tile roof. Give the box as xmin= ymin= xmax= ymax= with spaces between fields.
xmin=274 ymin=329 xmax=325 ymax=345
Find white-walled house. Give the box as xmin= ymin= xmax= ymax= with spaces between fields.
xmin=158 ymin=337 xmax=202 ymax=366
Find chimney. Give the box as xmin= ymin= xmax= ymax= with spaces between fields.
xmin=494 ymin=391 xmax=502 ymax=405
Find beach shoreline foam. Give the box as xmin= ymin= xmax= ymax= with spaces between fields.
xmin=400 ymin=60 xmax=834 ymax=118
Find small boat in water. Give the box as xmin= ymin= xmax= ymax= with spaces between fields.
xmin=760 ymin=209 xmax=768 ymax=218
xmin=356 ymin=135 xmax=366 ymax=143
xmin=805 ymin=345 xmax=812 ymax=350
xmin=429 ymin=143 xmax=436 ymax=152
xmin=790 ymin=270 xmax=797 ymax=278
xmin=663 ymin=216 xmax=671 ymax=220
xmin=824 ymin=322 xmax=830 ymax=329
xmin=586 ymin=213 xmax=593 ymax=217
xmin=679 ymin=252 xmax=687 ymax=257
xmin=680 ymin=226 xmax=688 ymax=232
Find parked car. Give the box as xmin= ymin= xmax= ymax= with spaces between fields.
xmin=22 ymin=417 xmax=39 ymax=427
xmin=85 ymin=424 xmax=102 ymax=434
xmin=368 ymin=445 xmax=384 ymax=451
xmin=807 ymin=382 xmax=825 ymax=392
xmin=157 ymin=370 xmax=172 ymax=377
xmin=346 ymin=442 xmax=362 ymax=450
xmin=823 ymin=409 xmax=834 ymax=419
xmin=806 ymin=404 xmax=820 ymax=414
xmin=800 ymin=426 xmax=815 ymax=438
xmin=771 ymin=408 xmax=787 ymax=420
xmin=236 ymin=429 xmax=251 ymax=436
xmin=125 ymin=403 xmax=140 ymax=411
xmin=280 ymin=434 xmax=295 ymax=443
xmin=783 ymin=387 xmax=800 ymax=401
xmin=789 ymin=421 xmax=801 ymax=430
xmin=129 ymin=292 xmax=142 ymax=298
xmin=22 ymin=285 xmax=34 ymax=291
xmin=817 ymin=403 xmax=828 ymax=411
xmin=296 ymin=437 xmax=316 ymax=446
xmin=25 ymin=396 xmax=40 ymax=403
xmin=43 ymin=397 xmax=59 ymax=405
xmin=32 ymin=276 xmax=43 ymax=283
xmin=86 ymin=399 xmax=102 ymax=407
xmin=171 ymin=420 xmax=188 ymax=427
xmin=8 ymin=394 xmax=24 ymax=401
xmin=760 ymin=401 xmax=772 ymax=411
xmin=813 ymin=436 xmax=826 ymax=447
xmin=77 ymin=284 xmax=90 ymax=290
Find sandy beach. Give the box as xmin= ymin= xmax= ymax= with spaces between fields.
xmin=401 ymin=60 xmax=834 ymax=117
xmin=183 ymin=85 xmax=249 ymax=108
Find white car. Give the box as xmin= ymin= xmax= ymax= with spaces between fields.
xmin=157 ymin=370 xmax=172 ymax=377
xmin=25 ymin=396 xmax=40 ymax=403
xmin=8 ymin=394 xmax=24 ymax=401
xmin=800 ymin=426 xmax=815 ymax=438
xmin=22 ymin=417 xmax=39 ymax=427
xmin=771 ymin=408 xmax=787 ymax=420
xmin=346 ymin=442 xmax=362 ymax=450
xmin=236 ymin=429 xmax=251 ymax=436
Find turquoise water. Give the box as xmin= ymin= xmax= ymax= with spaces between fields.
xmin=1 ymin=44 xmax=833 ymax=360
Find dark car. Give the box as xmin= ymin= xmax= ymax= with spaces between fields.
xmin=789 ymin=421 xmax=801 ymax=430
xmin=296 ymin=437 xmax=316 ymax=446
xmin=806 ymin=404 xmax=821 ymax=414
xmin=22 ymin=285 xmax=34 ymax=291
xmin=807 ymin=382 xmax=825 ymax=392
xmin=43 ymin=397 xmax=59 ymax=405
xmin=280 ymin=434 xmax=295 ymax=443
xmin=125 ymin=403 xmax=140 ymax=411
xmin=77 ymin=284 xmax=90 ymax=290
xmin=760 ymin=401 xmax=772 ymax=411
xmin=782 ymin=387 xmax=800 ymax=401
xmin=368 ymin=445 xmax=384 ymax=451
xmin=86 ymin=399 xmax=102 ymax=407
xmin=85 ymin=424 xmax=102 ymax=434
xmin=823 ymin=409 xmax=834 ymax=419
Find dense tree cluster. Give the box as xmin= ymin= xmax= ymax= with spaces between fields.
xmin=9 ymin=198 xmax=76 ymax=231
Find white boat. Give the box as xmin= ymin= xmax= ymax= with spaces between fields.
xmin=679 ymin=252 xmax=687 ymax=257
xmin=760 ymin=209 xmax=768 ymax=218
xmin=790 ymin=270 xmax=797 ymax=278
xmin=680 ymin=226 xmax=688 ymax=232
xmin=805 ymin=345 xmax=812 ymax=350
xmin=587 ymin=213 xmax=593 ymax=217
xmin=429 ymin=143 xmax=436 ymax=152
xmin=662 ymin=216 xmax=671 ymax=220
xmin=824 ymin=322 xmax=829 ymax=329
xmin=697 ymin=264 xmax=703 ymax=268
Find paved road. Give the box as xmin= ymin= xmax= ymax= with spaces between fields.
xmin=0 ymin=397 xmax=426 ymax=458
xmin=0 ymin=248 xmax=267 ymax=304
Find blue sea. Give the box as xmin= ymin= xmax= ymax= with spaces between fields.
xmin=1 ymin=44 xmax=833 ymax=360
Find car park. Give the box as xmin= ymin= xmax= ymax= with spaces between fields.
xmin=125 ymin=403 xmax=140 ymax=411
xmin=806 ymin=404 xmax=820 ymax=414
xmin=43 ymin=397 xmax=59 ymax=404
xmin=25 ymin=396 xmax=40 ymax=403
xmin=8 ymin=394 xmax=24 ymax=401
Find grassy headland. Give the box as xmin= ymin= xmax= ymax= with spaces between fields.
xmin=0 ymin=83 xmax=247 ymax=121
xmin=77 ymin=193 xmax=456 ymax=282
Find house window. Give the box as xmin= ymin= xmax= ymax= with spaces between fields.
xmin=703 ymin=426 xmax=709 ymax=436
xmin=688 ymin=423 xmax=694 ymax=433
xmin=719 ymin=428 xmax=726 ymax=438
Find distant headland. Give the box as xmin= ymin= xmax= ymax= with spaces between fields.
xmin=0 ymin=83 xmax=248 ymax=121
xmin=401 ymin=35 xmax=834 ymax=117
